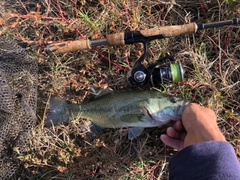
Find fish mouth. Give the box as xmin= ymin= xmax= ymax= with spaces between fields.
xmin=179 ymin=100 xmax=189 ymax=115
xmin=144 ymin=100 xmax=188 ymax=122
xmin=182 ymin=100 xmax=189 ymax=112
xmin=183 ymin=100 xmax=189 ymax=107
xmin=146 ymin=109 xmax=155 ymax=120
xmin=173 ymin=100 xmax=188 ymax=120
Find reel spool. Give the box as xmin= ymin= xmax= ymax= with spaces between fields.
xmin=127 ymin=54 xmax=184 ymax=87
xmin=148 ymin=60 xmax=184 ymax=87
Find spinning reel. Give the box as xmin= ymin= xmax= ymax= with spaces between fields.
xmin=125 ymin=32 xmax=184 ymax=87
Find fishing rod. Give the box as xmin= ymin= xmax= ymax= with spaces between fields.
xmin=46 ymin=18 xmax=239 ymax=87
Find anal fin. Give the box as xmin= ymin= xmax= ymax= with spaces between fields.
xmin=128 ymin=127 xmax=144 ymax=140
xmin=90 ymin=123 xmax=105 ymax=133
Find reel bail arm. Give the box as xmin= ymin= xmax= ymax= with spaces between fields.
xmin=126 ymin=33 xmax=165 ymax=87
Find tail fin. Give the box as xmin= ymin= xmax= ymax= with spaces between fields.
xmin=45 ymin=96 xmax=71 ymax=127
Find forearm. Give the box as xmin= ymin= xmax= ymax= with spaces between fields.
xmin=169 ymin=141 xmax=240 ymax=180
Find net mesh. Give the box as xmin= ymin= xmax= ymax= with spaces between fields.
xmin=0 ymin=36 xmax=38 ymax=179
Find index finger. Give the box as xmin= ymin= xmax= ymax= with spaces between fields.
xmin=172 ymin=120 xmax=185 ymax=132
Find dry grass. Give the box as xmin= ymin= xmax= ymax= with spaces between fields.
xmin=0 ymin=0 xmax=239 ymax=179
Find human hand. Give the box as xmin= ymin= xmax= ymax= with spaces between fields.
xmin=160 ymin=103 xmax=226 ymax=151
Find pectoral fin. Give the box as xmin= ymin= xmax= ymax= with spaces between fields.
xmin=128 ymin=127 xmax=144 ymax=140
xmin=120 ymin=114 xmax=143 ymax=123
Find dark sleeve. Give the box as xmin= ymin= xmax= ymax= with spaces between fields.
xmin=169 ymin=141 xmax=240 ymax=180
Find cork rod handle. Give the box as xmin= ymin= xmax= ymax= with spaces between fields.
xmin=46 ymin=40 xmax=91 ymax=54
xmin=106 ymin=23 xmax=198 ymax=46
xmin=141 ymin=23 xmax=197 ymax=38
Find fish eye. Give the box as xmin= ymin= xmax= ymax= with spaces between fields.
xmin=170 ymin=97 xmax=177 ymax=103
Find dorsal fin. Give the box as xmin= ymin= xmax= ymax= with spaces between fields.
xmin=89 ymin=86 xmax=113 ymax=98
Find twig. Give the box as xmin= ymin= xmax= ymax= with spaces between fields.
xmin=18 ymin=0 xmax=29 ymax=14
xmin=197 ymin=0 xmax=208 ymax=19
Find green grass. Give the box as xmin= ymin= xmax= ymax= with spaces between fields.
xmin=0 ymin=0 xmax=239 ymax=179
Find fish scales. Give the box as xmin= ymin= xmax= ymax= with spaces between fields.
xmin=46 ymin=90 xmax=187 ymax=139
xmin=69 ymin=91 xmax=166 ymax=127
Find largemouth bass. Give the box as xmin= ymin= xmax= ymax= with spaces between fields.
xmin=46 ymin=90 xmax=187 ymax=139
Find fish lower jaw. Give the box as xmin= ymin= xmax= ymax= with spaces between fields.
xmin=93 ymin=122 xmax=164 ymax=129
xmin=127 ymin=121 xmax=170 ymax=128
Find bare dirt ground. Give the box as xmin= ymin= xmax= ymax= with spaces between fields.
xmin=0 ymin=0 xmax=239 ymax=179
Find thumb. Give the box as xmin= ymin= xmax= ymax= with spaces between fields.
xmin=160 ymin=134 xmax=184 ymax=151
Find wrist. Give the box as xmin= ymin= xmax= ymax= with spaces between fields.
xmin=187 ymin=123 xmax=226 ymax=146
